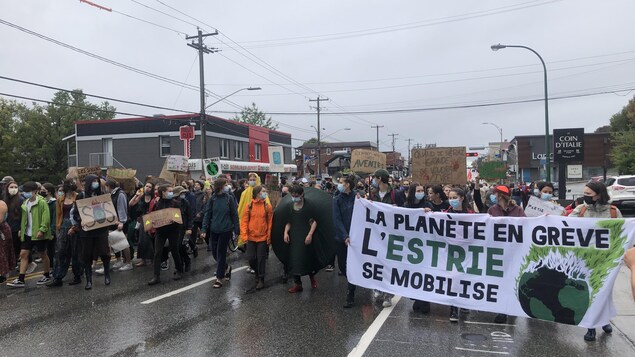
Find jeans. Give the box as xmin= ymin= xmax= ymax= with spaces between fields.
xmin=153 ymin=228 xmax=183 ymax=276
xmin=210 ymin=231 xmax=231 ymax=279
xmin=246 ymin=241 xmax=267 ymax=278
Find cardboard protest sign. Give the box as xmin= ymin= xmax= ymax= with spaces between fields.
xmin=349 ymin=198 xmax=635 ymax=328
xmin=143 ymin=208 xmax=183 ymax=232
xmin=268 ymin=146 xmax=285 ymax=173
xmin=478 ymin=161 xmax=507 ymax=180
xmin=159 ymin=160 xmax=189 ymax=184
xmin=76 ymin=194 xmax=118 ymax=231
xmin=167 ymin=155 xmax=189 ymax=172
xmin=68 ymin=166 xmax=102 ymax=183
xmin=411 ymin=147 xmax=466 ymax=186
xmin=350 ymin=149 xmax=386 ymax=174
xmin=525 ymin=196 xmax=565 ymax=217
xmin=107 ymin=168 xmax=137 ymax=193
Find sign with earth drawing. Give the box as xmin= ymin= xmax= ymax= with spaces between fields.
xmin=348 ymin=199 xmax=635 ymax=328
xmin=203 ymin=158 xmax=222 ymax=180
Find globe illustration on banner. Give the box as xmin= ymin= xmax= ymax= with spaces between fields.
xmin=272 ymin=151 xmax=281 ymax=164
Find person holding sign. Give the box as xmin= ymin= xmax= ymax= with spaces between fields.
xmin=568 ymin=181 xmax=621 ymax=342
xmin=148 ymin=185 xmax=185 ymax=285
xmin=487 ymin=185 xmax=526 ymax=323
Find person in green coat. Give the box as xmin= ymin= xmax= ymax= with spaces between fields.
xmin=7 ymin=182 xmax=52 ymax=288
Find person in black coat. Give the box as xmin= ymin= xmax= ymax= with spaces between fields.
xmin=174 ymin=186 xmax=194 ymax=273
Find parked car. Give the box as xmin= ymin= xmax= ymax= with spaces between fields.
xmin=606 ymin=175 xmax=635 ymax=213
xmin=589 ymin=176 xmax=605 ymax=183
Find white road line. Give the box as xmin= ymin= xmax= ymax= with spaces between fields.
xmin=455 ymin=347 xmax=509 ymax=355
xmin=141 ymin=266 xmax=248 ymax=305
xmin=464 ymin=321 xmax=516 ymax=327
xmin=348 ymin=296 xmax=402 ymax=357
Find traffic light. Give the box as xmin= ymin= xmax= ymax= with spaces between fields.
xmin=466 ymin=152 xmax=479 ymax=157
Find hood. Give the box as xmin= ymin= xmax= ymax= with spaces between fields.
xmin=249 ymin=172 xmax=262 ymax=186
xmin=84 ymin=174 xmax=101 ymax=196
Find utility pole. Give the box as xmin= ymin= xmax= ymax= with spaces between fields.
xmin=388 ymin=133 xmax=399 ymax=152
xmin=309 ymin=96 xmax=329 ymax=176
xmin=186 ymin=28 xmax=218 ymax=174
xmin=405 ymin=138 xmax=413 ymax=175
xmin=371 ymin=125 xmax=384 ymax=151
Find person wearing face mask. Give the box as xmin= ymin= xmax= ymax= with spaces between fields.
xmin=47 ymin=179 xmax=82 ymax=287
xmin=237 ymin=173 xmax=269 ymax=249
xmin=173 ymin=186 xmax=194 ymax=273
xmin=201 ymin=178 xmax=240 ymax=288
xmin=405 ymin=183 xmax=433 ymax=210
xmin=241 ymin=185 xmax=273 ymax=291
xmin=0 ymin=198 xmax=16 ymax=283
xmin=487 ymin=185 xmax=525 ymax=323
xmin=400 ymin=180 xmax=411 ymax=196
xmin=333 ymin=174 xmax=360 ymax=307
xmin=148 ymin=185 xmax=185 ymax=285
xmin=568 ymin=181 xmax=621 ymax=342
xmin=533 ymin=181 xmax=560 ymax=205
xmin=40 ymin=183 xmax=57 ymax=278
xmin=129 ymin=181 xmax=156 ymax=267
xmin=2 ymin=180 xmax=25 ymax=269
xmin=443 ymin=188 xmax=474 ymax=321
xmin=7 ymin=182 xmax=52 ymax=288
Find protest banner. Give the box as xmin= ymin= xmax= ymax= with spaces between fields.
xmin=525 ymin=196 xmax=565 ymax=217
xmin=107 ymin=168 xmax=137 ymax=193
xmin=167 ymin=155 xmax=189 ymax=172
xmin=411 ymin=147 xmax=466 ymax=186
xmin=143 ymin=208 xmax=183 ymax=232
xmin=351 ymin=149 xmax=386 ymax=174
xmin=76 ymin=194 xmax=118 ymax=231
xmin=348 ymin=198 xmax=635 ymax=328
xmin=478 ymin=161 xmax=507 ymax=180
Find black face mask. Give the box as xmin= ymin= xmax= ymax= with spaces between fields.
xmin=281 ymin=192 xmax=288 ymax=197
xmin=583 ymin=196 xmax=596 ymax=205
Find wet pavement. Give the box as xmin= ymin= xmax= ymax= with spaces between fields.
xmin=1 ymin=247 xmax=634 ymax=357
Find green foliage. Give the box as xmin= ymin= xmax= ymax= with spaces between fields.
xmin=232 ymin=102 xmax=278 ymax=130
xmin=304 ymin=137 xmax=318 ymax=145
xmin=609 ymin=95 xmax=635 ymax=174
xmin=0 ymin=90 xmax=115 ymax=183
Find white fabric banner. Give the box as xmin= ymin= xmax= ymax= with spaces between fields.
xmin=347 ymin=198 xmax=635 ymax=328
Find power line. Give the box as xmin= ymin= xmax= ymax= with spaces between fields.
xmin=128 ymin=0 xmax=202 ymax=29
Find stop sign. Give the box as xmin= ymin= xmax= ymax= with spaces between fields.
xmin=179 ymin=125 xmax=195 ymax=140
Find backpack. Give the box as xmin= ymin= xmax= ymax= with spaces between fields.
xmin=247 ymin=200 xmax=270 ymax=227
xmin=578 ymin=205 xmax=618 ymax=218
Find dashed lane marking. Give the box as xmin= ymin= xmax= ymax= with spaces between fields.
xmin=455 ymin=347 xmax=509 ymax=355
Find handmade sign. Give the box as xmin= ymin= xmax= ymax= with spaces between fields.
xmin=68 ymin=166 xmax=102 ymax=183
xmin=525 ymin=196 xmax=565 ymax=217
xmin=268 ymin=146 xmax=285 ymax=173
xmin=143 ymin=208 xmax=183 ymax=232
xmin=411 ymin=147 xmax=466 ymax=186
xmin=351 ymin=149 xmax=387 ymax=174
xmin=348 ymin=198 xmax=635 ymax=328
xmin=167 ymin=155 xmax=189 ymax=172
xmin=76 ymin=194 xmax=118 ymax=231
xmin=107 ymin=168 xmax=137 ymax=193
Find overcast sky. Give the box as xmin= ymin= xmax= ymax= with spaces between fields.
xmin=2 ymin=0 xmax=634 ymax=156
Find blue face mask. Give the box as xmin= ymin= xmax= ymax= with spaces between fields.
xmin=57 ymin=191 xmax=64 ymax=198
xmin=337 ymin=183 xmax=345 ymax=193
xmin=371 ymin=179 xmax=379 ymax=188
xmin=414 ymin=192 xmax=425 ymax=200
xmin=261 ymin=192 xmax=268 ymax=199
xmin=533 ymin=189 xmax=540 ymax=196
xmin=541 ymin=193 xmax=552 ymax=201
xmin=449 ymin=199 xmax=461 ymax=209
xmin=292 ymin=197 xmax=301 ymax=203
xmin=490 ymin=194 xmax=498 ymax=205
xmin=91 ymin=182 xmax=100 ymax=190
xmin=223 ymin=186 xmax=231 ymax=193
xmin=166 ymin=192 xmax=174 ymax=199
xmin=23 ymin=192 xmax=33 ymax=199
xmin=248 ymin=180 xmax=256 ymax=187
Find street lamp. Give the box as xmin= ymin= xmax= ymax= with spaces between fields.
xmin=200 ymin=86 xmax=261 ymax=174
xmin=491 ymin=43 xmax=550 ymax=181
xmin=482 ymin=122 xmax=503 ymax=161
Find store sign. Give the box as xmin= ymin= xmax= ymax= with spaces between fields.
xmin=568 ymin=164 xmax=583 ymax=179
xmin=554 ymin=128 xmax=584 ymax=162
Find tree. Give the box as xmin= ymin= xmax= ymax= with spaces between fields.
xmin=232 ymin=102 xmax=278 ymax=130
xmin=303 ymin=137 xmax=318 ymax=145
xmin=609 ymin=95 xmax=635 ymax=174
xmin=1 ymin=90 xmax=116 ymax=183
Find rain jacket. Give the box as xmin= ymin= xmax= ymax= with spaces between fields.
xmin=236 ymin=173 xmax=270 ymax=244
xmin=20 ymin=195 xmax=52 ymax=241
xmin=240 ymin=198 xmax=273 ymax=244
xmin=333 ymin=190 xmax=355 ymax=243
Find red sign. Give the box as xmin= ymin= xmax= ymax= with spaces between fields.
xmin=179 ymin=125 xmax=195 ymax=140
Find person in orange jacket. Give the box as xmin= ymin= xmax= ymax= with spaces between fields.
xmin=240 ymin=185 xmax=273 ymax=291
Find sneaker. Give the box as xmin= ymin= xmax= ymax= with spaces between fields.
xmin=325 ymin=265 xmax=334 ymax=272
xmin=118 ymin=263 xmax=133 ymax=271
xmin=602 ymin=324 xmax=613 ymax=334
xmin=6 ymin=279 xmax=25 ymax=288
xmin=95 ymin=267 xmax=105 ymax=275
xmin=36 ymin=276 xmax=51 ymax=285
xmin=46 ymin=278 xmax=63 ymax=287
xmin=26 ymin=261 xmax=37 ymax=274
xmin=460 ymin=308 xmax=470 ymax=314
xmin=246 ymin=267 xmax=255 ymax=274
xmin=34 ymin=257 xmax=42 ymax=263
xmin=112 ymin=259 xmax=124 ymax=269
xmin=382 ymin=297 xmax=393 ymax=308
xmin=160 ymin=261 xmax=169 ymax=271
xmin=584 ymin=328 xmax=596 ymax=342
xmin=449 ymin=307 xmax=459 ymax=322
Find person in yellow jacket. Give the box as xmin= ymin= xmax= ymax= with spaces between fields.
xmin=240 ymin=185 xmax=273 ymax=291
xmin=237 ymin=173 xmax=270 ymax=246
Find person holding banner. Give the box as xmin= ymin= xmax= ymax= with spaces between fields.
xmin=487 ymin=185 xmax=526 ymax=323
xmin=426 ymin=185 xmax=450 ymax=213
xmin=148 ymin=185 xmax=185 ymax=285
xmin=405 ymin=183 xmax=433 ymax=210
xmin=568 ymin=181 xmax=621 ymax=341
xmin=69 ymin=175 xmax=112 ymax=290
xmin=333 ymin=174 xmax=359 ymax=308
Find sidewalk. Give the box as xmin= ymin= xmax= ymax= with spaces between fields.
xmin=612 ymin=265 xmax=635 ymax=347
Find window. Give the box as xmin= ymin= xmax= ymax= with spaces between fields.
xmin=255 ymin=143 xmax=262 ymax=160
xmin=159 ymin=136 xmax=171 ymax=157
xmin=235 ymin=141 xmax=243 ymax=160
xmin=219 ymin=139 xmax=230 ymax=158
xmin=326 ymin=148 xmax=332 ymax=155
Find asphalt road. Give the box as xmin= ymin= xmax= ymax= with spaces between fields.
xmin=1 ymin=246 xmax=634 ymax=357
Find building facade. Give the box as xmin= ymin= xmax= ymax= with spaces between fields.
xmin=70 ymin=114 xmax=294 ymax=179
